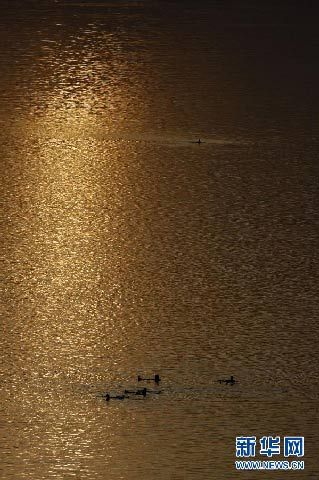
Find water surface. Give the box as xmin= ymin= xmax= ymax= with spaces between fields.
xmin=1 ymin=1 xmax=319 ymax=478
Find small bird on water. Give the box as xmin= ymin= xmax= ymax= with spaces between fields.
xmin=138 ymin=374 xmax=161 ymax=384
xmin=104 ymin=393 xmax=128 ymax=401
xmin=218 ymin=375 xmax=236 ymax=386
xmin=136 ymin=387 xmax=147 ymax=397
xmin=125 ymin=387 xmax=162 ymax=395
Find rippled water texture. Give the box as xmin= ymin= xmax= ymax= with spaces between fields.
xmin=1 ymin=1 xmax=319 ymax=479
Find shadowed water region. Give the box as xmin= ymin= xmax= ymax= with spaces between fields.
xmin=1 ymin=1 xmax=319 ymax=479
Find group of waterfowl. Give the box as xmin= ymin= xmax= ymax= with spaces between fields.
xmin=99 ymin=374 xmax=236 ymax=401
xmin=101 ymin=374 xmax=161 ymax=402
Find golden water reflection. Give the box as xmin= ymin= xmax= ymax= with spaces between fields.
xmin=8 ymin=133 xmax=146 ymax=377
xmin=4 ymin=16 xmax=152 ymax=381
xmin=2 ymin=4 xmax=319 ymax=480
xmin=27 ymin=23 xmax=150 ymax=135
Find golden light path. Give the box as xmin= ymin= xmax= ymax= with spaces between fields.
xmin=5 ymin=27 xmax=148 ymax=476
xmin=13 ymin=22 xmax=146 ymax=375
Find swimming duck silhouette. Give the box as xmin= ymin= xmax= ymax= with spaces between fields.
xmin=136 ymin=387 xmax=147 ymax=397
xmin=124 ymin=388 xmax=147 ymax=396
xmin=218 ymin=375 xmax=236 ymax=386
xmin=125 ymin=387 xmax=162 ymax=395
xmin=138 ymin=374 xmax=161 ymax=384
xmin=104 ymin=393 xmax=128 ymax=401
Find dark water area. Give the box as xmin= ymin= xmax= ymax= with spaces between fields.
xmin=1 ymin=1 xmax=319 ymax=479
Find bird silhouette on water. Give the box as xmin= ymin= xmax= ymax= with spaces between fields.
xmin=138 ymin=374 xmax=161 ymax=384
xmin=101 ymin=374 xmax=162 ymax=403
xmin=125 ymin=387 xmax=162 ymax=395
xmin=104 ymin=393 xmax=129 ymax=401
xmin=136 ymin=387 xmax=147 ymax=397
xmin=218 ymin=375 xmax=236 ymax=386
